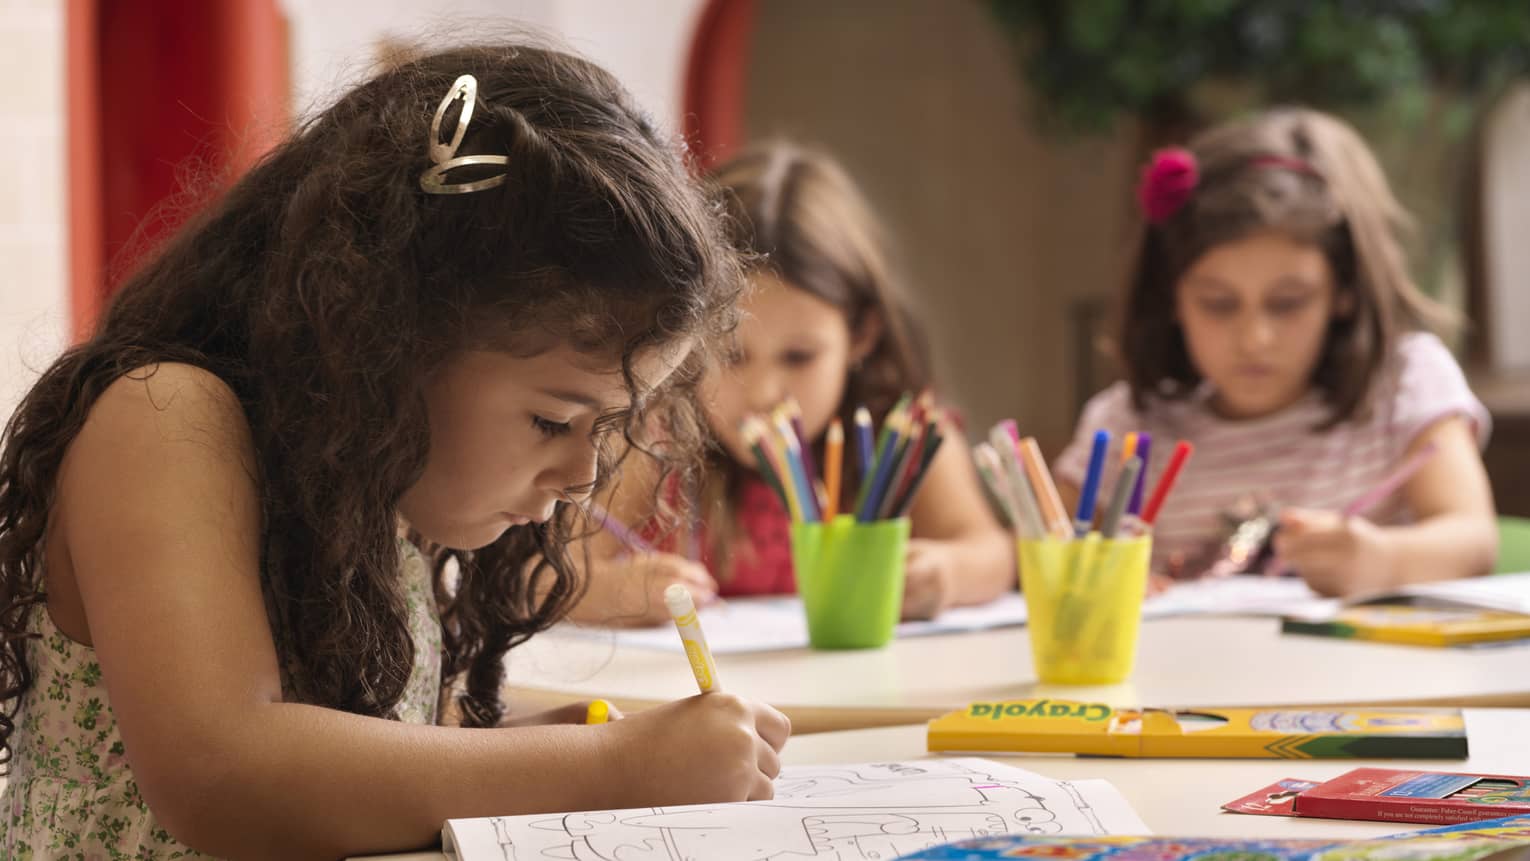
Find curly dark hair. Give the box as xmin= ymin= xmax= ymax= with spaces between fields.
xmin=0 ymin=42 xmax=743 ymax=762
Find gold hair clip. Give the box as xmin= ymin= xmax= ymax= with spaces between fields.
xmin=419 ymin=74 xmax=510 ymax=195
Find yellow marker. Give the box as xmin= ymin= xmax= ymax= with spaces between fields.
xmin=585 ymin=699 xmax=611 ymax=725
xmin=664 ymin=583 xmax=721 ymax=693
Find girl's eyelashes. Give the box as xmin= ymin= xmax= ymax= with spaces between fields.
xmin=531 ymin=415 xmax=574 ymax=438
xmin=1196 ymin=297 xmax=1239 ymax=317
xmin=782 ymin=349 xmax=818 ymax=368
xmin=1267 ymin=296 xmax=1313 ymax=316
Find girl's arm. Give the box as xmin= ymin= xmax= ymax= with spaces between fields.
xmin=1276 ymin=415 xmax=1497 ymax=596
xmin=903 ymin=430 xmax=1016 ymax=617
xmin=56 ymin=366 xmax=784 ymax=859
xmin=562 ymin=451 xmax=717 ymax=627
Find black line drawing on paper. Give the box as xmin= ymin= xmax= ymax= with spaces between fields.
xmin=451 ymin=759 xmax=1118 ymax=861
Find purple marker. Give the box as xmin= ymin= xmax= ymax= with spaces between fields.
xmin=1127 ymin=433 xmax=1152 ymax=516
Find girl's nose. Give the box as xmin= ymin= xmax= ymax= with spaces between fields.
xmin=1241 ymin=313 xmax=1277 ymax=351
xmin=744 ymin=370 xmax=787 ymax=414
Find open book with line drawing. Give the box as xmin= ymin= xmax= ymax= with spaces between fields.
xmin=442 ymin=757 xmax=1148 ymax=861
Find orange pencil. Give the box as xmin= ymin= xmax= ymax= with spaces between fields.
xmin=824 ymin=418 xmax=843 ymax=520
xmin=1019 ymin=437 xmax=1072 ymax=539
xmin=1121 ymin=431 xmax=1139 ymax=467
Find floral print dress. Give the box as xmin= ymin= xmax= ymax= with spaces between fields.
xmin=0 ymin=540 xmax=443 ymax=859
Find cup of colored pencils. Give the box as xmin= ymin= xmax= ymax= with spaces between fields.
xmin=742 ymin=393 xmax=945 ymax=649
xmin=974 ymin=424 xmax=1192 ymax=684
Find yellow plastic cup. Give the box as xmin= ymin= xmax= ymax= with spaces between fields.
xmin=1018 ymin=534 xmax=1152 ymax=684
xmin=791 ymin=515 xmax=910 ymax=650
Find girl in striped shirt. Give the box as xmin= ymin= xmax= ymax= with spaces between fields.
xmin=1055 ymin=107 xmax=1496 ymax=598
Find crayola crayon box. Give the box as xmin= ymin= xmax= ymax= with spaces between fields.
xmin=925 ymin=699 xmax=1467 ymax=758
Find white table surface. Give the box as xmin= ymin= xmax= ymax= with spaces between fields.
xmin=501 ymin=616 xmax=1530 ymax=732
xmin=358 ymin=708 xmax=1530 ymax=860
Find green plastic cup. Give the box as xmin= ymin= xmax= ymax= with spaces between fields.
xmin=791 ymin=514 xmax=910 ymax=650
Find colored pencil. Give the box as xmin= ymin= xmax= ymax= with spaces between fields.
xmin=774 ymin=412 xmax=820 ymax=522
xmin=1343 ymin=442 xmax=1439 ymax=518
xmin=783 ymin=397 xmax=819 ymax=506
xmin=974 ymin=442 xmax=1017 ymax=528
xmin=858 ymin=412 xmax=905 ymax=521
xmin=586 ymin=501 xmax=657 ymax=554
xmin=824 ymin=418 xmax=843 ymax=520
xmin=990 ymin=426 xmax=1044 ymax=540
xmin=893 ymin=433 xmax=945 ymax=517
xmin=742 ymin=420 xmax=788 ymax=507
xmin=879 ymin=406 xmax=931 ymax=521
xmin=853 ymin=406 xmax=875 ymax=484
xmin=745 ymin=417 xmax=802 ymax=522
xmin=1019 ymin=437 xmax=1072 ymax=539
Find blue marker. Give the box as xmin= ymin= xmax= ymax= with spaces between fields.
xmin=1074 ymin=429 xmax=1110 ymax=536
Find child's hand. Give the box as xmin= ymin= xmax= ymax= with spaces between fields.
xmin=1145 ymin=571 xmax=1175 ymax=596
xmin=611 ymin=693 xmax=790 ymax=805
xmin=501 ymin=700 xmax=626 ymax=727
xmin=574 ymin=552 xmax=718 ymax=627
xmin=1273 ymin=508 xmax=1395 ymax=597
xmin=902 ymin=539 xmax=957 ymax=620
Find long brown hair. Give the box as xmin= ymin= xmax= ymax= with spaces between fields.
xmin=701 ymin=143 xmax=930 ymax=571
xmin=1117 ymin=107 xmax=1456 ymax=428
xmin=0 ymin=42 xmax=742 ymax=760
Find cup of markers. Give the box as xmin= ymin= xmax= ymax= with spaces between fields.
xmin=975 ymin=425 xmax=1192 ymax=684
xmin=742 ymin=393 xmax=944 ymax=650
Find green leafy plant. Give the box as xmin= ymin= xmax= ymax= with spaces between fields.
xmin=987 ymin=0 xmax=1530 ymax=134
xmin=986 ymin=1 xmax=1530 ymax=312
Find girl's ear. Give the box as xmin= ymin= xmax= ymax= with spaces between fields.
xmin=850 ymin=308 xmax=884 ymax=365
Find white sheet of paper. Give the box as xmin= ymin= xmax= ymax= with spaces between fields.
xmin=1141 ymin=571 xmax=1530 ymax=623
xmin=1381 ymin=571 xmax=1530 ymax=614
xmin=441 ymin=757 xmax=1149 ymax=861
xmin=1141 ymin=575 xmax=1336 ymax=619
xmin=556 ymin=573 xmax=1530 ymax=656
xmin=557 ymin=593 xmax=1029 ymax=654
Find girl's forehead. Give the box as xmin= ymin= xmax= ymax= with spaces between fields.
xmin=742 ymin=274 xmax=848 ymax=328
xmin=1182 ymin=231 xmax=1332 ymax=285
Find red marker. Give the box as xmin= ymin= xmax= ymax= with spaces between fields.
xmin=1141 ymin=441 xmax=1193 ymax=526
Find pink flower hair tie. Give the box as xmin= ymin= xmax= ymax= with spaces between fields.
xmin=1137 ymin=147 xmax=1199 ymax=225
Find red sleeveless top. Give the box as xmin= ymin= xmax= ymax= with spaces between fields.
xmin=642 ymin=473 xmax=797 ymax=596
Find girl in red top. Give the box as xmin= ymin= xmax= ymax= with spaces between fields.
xmin=572 ymin=143 xmax=1013 ymax=624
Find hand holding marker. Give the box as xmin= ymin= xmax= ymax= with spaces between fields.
xmin=1265 ymin=441 xmax=1438 ymax=577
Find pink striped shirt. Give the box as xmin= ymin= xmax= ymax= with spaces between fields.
xmin=1054 ymin=333 xmax=1489 ymax=576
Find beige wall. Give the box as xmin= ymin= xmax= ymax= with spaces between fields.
xmin=743 ymin=0 xmax=1138 ymax=452
xmin=0 ymin=1 xmax=67 ymax=422
xmin=1483 ymin=83 xmax=1530 ymax=371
